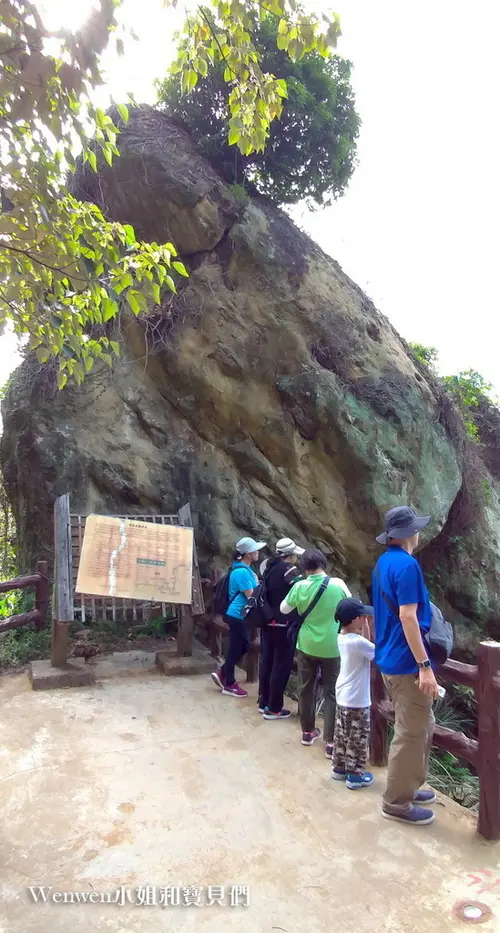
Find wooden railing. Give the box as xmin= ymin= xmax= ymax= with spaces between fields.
xmin=0 ymin=561 xmax=50 ymax=634
xmin=370 ymin=641 xmax=500 ymax=842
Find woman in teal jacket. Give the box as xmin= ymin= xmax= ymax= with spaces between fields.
xmin=211 ymin=536 xmax=265 ymax=698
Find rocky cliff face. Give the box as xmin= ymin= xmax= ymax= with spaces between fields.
xmin=1 ymin=106 xmax=499 ymax=644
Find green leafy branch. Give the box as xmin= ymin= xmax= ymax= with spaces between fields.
xmin=166 ymin=0 xmax=341 ymax=155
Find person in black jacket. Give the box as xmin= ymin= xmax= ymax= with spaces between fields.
xmin=258 ymin=537 xmax=305 ymax=720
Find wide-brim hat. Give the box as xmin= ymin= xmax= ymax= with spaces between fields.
xmin=276 ymin=537 xmax=305 ymax=557
xmin=376 ymin=506 xmax=430 ymax=545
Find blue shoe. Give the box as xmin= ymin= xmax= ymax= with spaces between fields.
xmin=263 ymin=708 xmax=291 ymax=720
xmin=382 ymin=806 xmax=435 ymax=825
xmin=346 ymin=772 xmax=374 ymax=790
xmin=331 ymin=769 xmax=347 ymax=782
xmin=414 ymin=789 xmax=436 ymax=804
xmin=258 ymin=706 xmax=268 ymax=714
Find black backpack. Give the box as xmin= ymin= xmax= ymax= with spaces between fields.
xmin=374 ymin=566 xmax=453 ymax=664
xmin=243 ymin=575 xmax=274 ymax=628
xmin=213 ymin=570 xmax=231 ymax=616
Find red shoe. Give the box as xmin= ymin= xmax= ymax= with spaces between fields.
xmin=222 ymin=681 xmax=248 ymax=698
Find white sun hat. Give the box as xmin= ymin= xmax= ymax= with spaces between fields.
xmin=276 ymin=537 xmax=305 ymax=556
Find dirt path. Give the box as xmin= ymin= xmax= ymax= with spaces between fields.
xmin=0 ymin=671 xmax=498 ymax=932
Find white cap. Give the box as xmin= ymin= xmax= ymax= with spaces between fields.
xmin=276 ymin=537 xmax=305 ymax=557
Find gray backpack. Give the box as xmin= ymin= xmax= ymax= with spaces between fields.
xmin=427 ymin=602 xmax=454 ymax=665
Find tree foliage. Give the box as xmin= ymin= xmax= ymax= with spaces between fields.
xmin=409 ymin=343 xmax=495 ymax=441
xmin=157 ymin=14 xmax=359 ymax=206
xmin=0 ymin=0 xmax=181 ymax=388
xmin=409 ymin=342 xmax=439 ymax=373
xmin=443 ymin=370 xmax=493 ymax=440
xmin=165 ymin=0 xmax=341 ymax=159
xmin=443 ymin=370 xmax=493 ymax=409
xmin=0 ymin=0 xmax=340 ymax=386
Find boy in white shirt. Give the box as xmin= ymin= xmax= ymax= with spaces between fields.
xmin=332 ymin=598 xmax=375 ymax=790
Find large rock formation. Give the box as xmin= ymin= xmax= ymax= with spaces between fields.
xmin=1 ymin=107 xmax=499 ymax=645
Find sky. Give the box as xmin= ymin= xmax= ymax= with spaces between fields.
xmin=1 ymin=0 xmax=499 ymax=390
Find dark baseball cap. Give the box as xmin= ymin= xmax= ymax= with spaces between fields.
xmin=335 ymin=598 xmax=374 ymax=627
xmin=376 ymin=506 xmax=430 ymax=545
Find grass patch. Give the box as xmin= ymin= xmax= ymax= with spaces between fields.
xmin=0 ymin=602 xmax=179 ymax=672
xmin=428 ymin=750 xmax=479 ymax=810
xmin=0 ymin=627 xmax=52 ymax=670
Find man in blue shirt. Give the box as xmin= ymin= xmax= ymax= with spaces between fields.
xmin=373 ymin=506 xmax=439 ymax=827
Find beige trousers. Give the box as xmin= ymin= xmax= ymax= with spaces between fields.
xmin=382 ymin=673 xmax=435 ymax=814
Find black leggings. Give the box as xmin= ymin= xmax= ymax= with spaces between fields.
xmin=221 ymin=615 xmax=250 ymax=685
xmin=258 ymin=626 xmax=295 ymax=713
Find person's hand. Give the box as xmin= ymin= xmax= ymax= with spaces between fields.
xmin=418 ymin=667 xmax=440 ymax=699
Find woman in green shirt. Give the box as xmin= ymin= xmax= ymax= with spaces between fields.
xmin=280 ymin=548 xmax=351 ymax=756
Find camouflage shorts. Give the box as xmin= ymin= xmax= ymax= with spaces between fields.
xmin=333 ymin=705 xmax=370 ymax=776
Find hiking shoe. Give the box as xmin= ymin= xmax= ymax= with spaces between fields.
xmin=414 ymin=789 xmax=437 ymax=804
xmin=222 ymin=682 xmax=248 ymax=698
xmin=263 ymin=708 xmax=291 ymax=720
xmin=301 ymin=728 xmax=321 ymax=746
xmin=211 ymin=670 xmax=225 ymax=691
xmin=325 ymin=743 xmax=334 ymax=760
xmin=346 ymin=772 xmax=375 ymax=790
xmin=382 ymin=806 xmax=435 ymax=826
xmin=331 ymin=769 xmax=347 ymax=782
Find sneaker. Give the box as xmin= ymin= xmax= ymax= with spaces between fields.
xmin=325 ymin=743 xmax=334 ymax=760
xmin=258 ymin=705 xmax=267 ymax=714
xmin=222 ymin=682 xmax=248 ymax=698
xmin=331 ymin=769 xmax=347 ymax=782
xmin=301 ymin=728 xmax=321 ymax=746
xmin=263 ymin=708 xmax=291 ymax=720
xmin=211 ymin=670 xmax=225 ymax=691
xmin=382 ymin=806 xmax=435 ymax=826
xmin=414 ymin=789 xmax=437 ymax=805
xmin=346 ymin=772 xmax=375 ymax=790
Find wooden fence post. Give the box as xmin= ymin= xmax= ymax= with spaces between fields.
xmin=209 ymin=569 xmax=223 ymax=659
xmin=177 ymin=605 xmax=193 ymax=657
xmin=34 ymin=560 xmax=50 ymax=631
xmin=52 ymin=494 xmax=73 ymax=667
xmin=476 ymin=640 xmax=500 ymax=841
xmin=370 ymin=666 xmax=389 ymax=767
xmin=176 ymin=503 xmax=198 ymax=658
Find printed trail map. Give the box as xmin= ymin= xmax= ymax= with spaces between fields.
xmin=75 ymin=515 xmax=194 ymax=605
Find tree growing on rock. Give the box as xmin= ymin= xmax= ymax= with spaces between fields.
xmin=0 ymin=0 xmax=342 ymax=385
xmin=157 ymin=14 xmax=360 ymax=206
